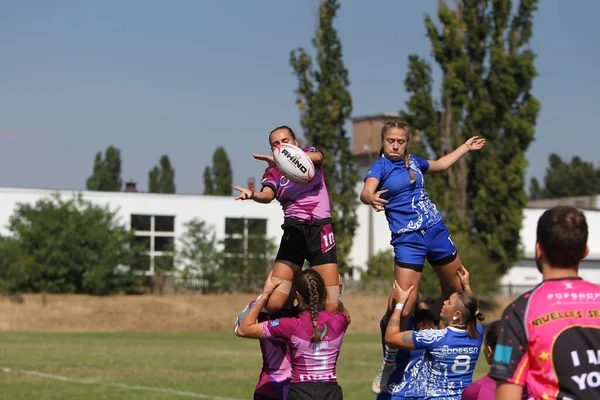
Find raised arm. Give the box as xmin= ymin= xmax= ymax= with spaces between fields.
xmin=234 ymin=185 xmax=275 ymax=204
xmin=306 ymin=150 xmax=324 ymax=166
xmin=427 ymin=136 xmax=486 ymax=173
xmin=236 ymin=272 xmax=281 ymax=339
xmin=384 ymin=281 xmax=416 ymax=349
xmin=457 ymin=265 xmax=472 ymax=295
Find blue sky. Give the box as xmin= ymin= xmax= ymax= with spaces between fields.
xmin=1 ymin=0 xmax=598 ymax=194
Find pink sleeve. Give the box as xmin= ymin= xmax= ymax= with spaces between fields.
xmin=335 ymin=313 xmax=349 ymax=331
xmin=461 ymin=380 xmax=480 ymax=400
xmin=261 ymin=168 xmax=278 ymax=193
xmin=262 ymin=317 xmax=298 ymax=339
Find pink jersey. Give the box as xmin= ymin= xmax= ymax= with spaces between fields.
xmin=262 ymin=311 xmax=348 ymax=383
xmin=235 ymin=297 xmax=297 ymax=399
xmin=461 ymin=374 xmax=533 ymax=400
xmin=261 ymin=146 xmax=331 ymax=221
xmin=490 ymin=277 xmax=600 ymax=400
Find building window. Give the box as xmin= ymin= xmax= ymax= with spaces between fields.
xmin=224 ymin=217 xmax=268 ymax=261
xmin=131 ymin=214 xmax=175 ymax=274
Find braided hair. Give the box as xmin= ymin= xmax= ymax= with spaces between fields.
xmin=293 ymin=269 xmax=327 ymax=342
xmin=380 ymin=120 xmax=416 ymax=184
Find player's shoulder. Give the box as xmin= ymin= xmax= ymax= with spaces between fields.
xmin=504 ymin=287 xmax=537 ymax=312
xmin=414 ymin=327 xmax=448 ymax=343
xmin=269 ymin=315 xmax=299 ymax=329
xmin=409 ymin=154 xmax=426 ymax=163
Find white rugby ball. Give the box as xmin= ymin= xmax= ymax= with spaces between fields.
xmin=273 ymin=143 xmax=315 ymax=184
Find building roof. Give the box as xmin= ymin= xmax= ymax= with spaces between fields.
xmin=351 ymin=113 xmax=400 ymax=122
xmin=527 ymin=195 xmax=599 ymax=210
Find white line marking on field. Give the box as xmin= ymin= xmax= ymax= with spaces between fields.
xmin=1 ymin=367 xmax=243 ymax=400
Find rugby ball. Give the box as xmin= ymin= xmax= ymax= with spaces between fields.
xmin=273 ymin=143 xmax=315 ymax=184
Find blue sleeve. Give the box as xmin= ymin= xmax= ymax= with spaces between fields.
xmin=412 ymin=328 xmax=447 ymax=350
xmin=411 ymin=155 xmax=430 ymax=173
xmin=364 ymin=158 xmax=385 ymax=181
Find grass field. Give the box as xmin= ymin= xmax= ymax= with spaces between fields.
xmin=0 ymin=331 xmax=490 ymax=400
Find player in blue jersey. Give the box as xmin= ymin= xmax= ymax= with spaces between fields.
xmin=385 ymin=266 xmax=485 ymax=400
xmin=374 ymin=289 xmax=437 ymax=396
xmin=360 ymin=120 xmax=485 ymax=389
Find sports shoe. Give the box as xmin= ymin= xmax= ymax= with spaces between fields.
xmin=372 ymin=361 xmax=396 ymax=394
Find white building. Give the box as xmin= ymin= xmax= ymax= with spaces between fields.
xmin=1 ymin=186 xmax=599 ymax=292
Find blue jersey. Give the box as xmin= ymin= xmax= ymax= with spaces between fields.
xmin=411 ymin=326 xmax=483 ymax=399
xmin=365 ymin=155 xmax=442 ymax=234
xmin=377 ymin=317 xmax=424 ymax=400
xmin=391 ymin=351 xmax=428 ymax=399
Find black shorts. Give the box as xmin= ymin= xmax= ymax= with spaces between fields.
xmin=275 ymin=217 xmax=337 ymax=267
xmin=287 ymin=382 xmax=343 ymax=400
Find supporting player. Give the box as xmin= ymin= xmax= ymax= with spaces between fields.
xmin=234 ymin=290 xmax=298 ymax=400
xmin=234 ymin=125 xmax=340 ymax=313
xmin=236 ymin=270 xmax=350 ymax=400
xmin=385 ymin=266 xmax=485 ymax=400
xmin=374 ymin=289 xmax=437 ymax=398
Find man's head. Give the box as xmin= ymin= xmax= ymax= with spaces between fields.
xmin=536 ymin=206 xmax=589 ymax=273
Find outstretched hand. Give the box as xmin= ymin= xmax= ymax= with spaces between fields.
xmin=234 ymin=186 xmax=254 ymax=201
xmin=464 ymin=136 xmax=486 ymax=151
xmin=253 ymin=153 xmax=275 ymax=172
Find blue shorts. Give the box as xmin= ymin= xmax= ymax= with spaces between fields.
xmin=391 ymin=221 xmax=457 ymax=272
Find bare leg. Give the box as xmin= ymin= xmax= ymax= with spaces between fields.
xmin=431 ymin=255 xmax=463 ymax=317
xmin=266 ymin=260 xmax=301 ymax=313
xmin=394 ymin=265 xmax=421 ymax=331
xmin=311 ymin=262 xmax=339 ymax=313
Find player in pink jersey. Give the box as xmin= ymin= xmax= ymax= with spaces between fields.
xmin=491 ymin=206 xmax=600 ymax=400
xmin=237 ymin=269 xmax=350 ymax=400
xmin=234 ymin=293 xmax=298 ymax=400
xmin=234 ymin=126 xmax=340 ymax=314
xmin=461 ymin=320 xmax=533 ymax=400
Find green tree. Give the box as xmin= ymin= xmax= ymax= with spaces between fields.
xmin=0 ymin=237 xmax=32 ymax=294
xmin=364 ymin=234 xmax=500 ymax=303
xmin=8 ymin=194 xmax=143 ymax=295
xmin=363 ymin=249 xmax=394 ymax=281
xmin=203 ymin=166 xmax=215 ymax=195
xmin=148 ymin=155 xmax=176 ymax=194
xmin=177 ymin=219 xmax=222 ymax=293
xmin=401 ymin=0 xmax=540 ymax=273
xmin=290 ymin=0 xmax=357 ymax=273
xmin=529 ymin=154 xmax=600 ymax=200
xmin=529 ymin=177 xmax=543 ymax=200
xmin=86 ymin=146 xmax=123 ymax=192
xmin=203 ymin=147 xmax=232 ymax=196
xmin=220 ymin=219 xmax=277 ymax=293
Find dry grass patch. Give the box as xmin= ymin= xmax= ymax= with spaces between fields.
xmin=0 ymin=293 xmax=515 ymax=333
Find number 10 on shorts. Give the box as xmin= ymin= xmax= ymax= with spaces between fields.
xmin=321 ymin=224 xmax=335 ymax=254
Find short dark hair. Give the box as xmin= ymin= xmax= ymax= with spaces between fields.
xmin=537 ymin=206 xmax=588 ymax=267
xmin=268 ymin=125 xmax=296 ymax=144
